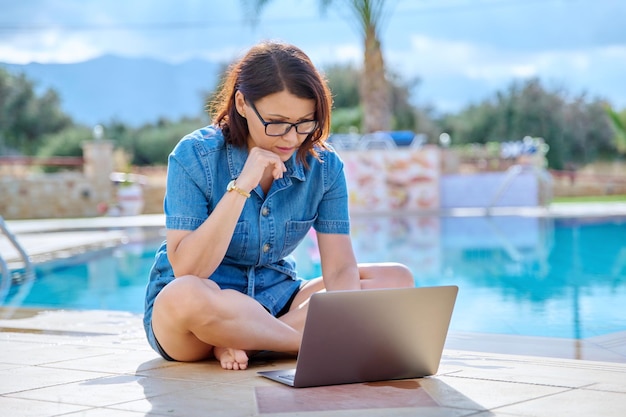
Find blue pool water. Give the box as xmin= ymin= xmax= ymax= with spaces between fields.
xmin=2 ymin=215 xmax=625 ymax=339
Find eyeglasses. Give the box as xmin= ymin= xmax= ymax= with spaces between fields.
xmin=247 ymin=99 xmax=318 ymax=137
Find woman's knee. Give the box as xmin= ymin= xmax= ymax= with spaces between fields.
xmin=388 ymin=263 xmax=415 ymax=288
xmin=358 ymin=262 xmax=414 ymax=288
xmin=154 ymin=275 xmax=220 ymax=323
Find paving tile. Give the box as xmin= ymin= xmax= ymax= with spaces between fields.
xmin=445 ymin=332 xmax=626 ymax=363
xmin=423 ymin=374 xmax=570 ymax=410
xmin=111 ymin=382 xmax=256 ymax=417
xmin=0 ymin=396 xmax=88 ymax=417
xmin=137 ymin=358 xmax=263 ymax=385
xmin=0 ymin=340 xmax=120 ymax=366
xmin=496 ymin=387 xmax=626 ymax=417
xmin=7 ymin=374 xmax=210 ymax=408
xmin=441 ymin=350 xmax=626 ymax=388
xmin=0 ymin=331 xmax=84 ymax=345
xmin=41 ymin=349 xmax=165 ymax=374
xmin=61 ymin=408 xmax=149 ymax=416
xmin=588 ymin=331 xmax=626 ymax=360
xmin=0 ymin=309 xmax=142 ymax=335
xmin=0 ymin=362 xmax=20 ymax=371
xmin=585 ymin=381 xmax=626 ymax=394
xmin=62 ymin=334 xmax=154 ymax=351
xmin=0 ymin=366 xmax=110 ymax=395
xmin=0 ymin=309 xmax=150 ymax=350
xmin=255 ymin=380 xmax=440 ymax=413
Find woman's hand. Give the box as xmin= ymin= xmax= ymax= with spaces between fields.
xmin=235 ymin=147 xmax=287 ymax=192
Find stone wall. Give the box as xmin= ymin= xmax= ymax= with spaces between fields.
xmin=550 ymin=162 xmax=626 ymax=197
xmin=1 ymin=172 xmax=112 ymax=219
xmin=1 ymin=141 xmax=116 ymax=220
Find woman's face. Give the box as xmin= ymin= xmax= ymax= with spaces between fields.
xmin=236 ymin=90 xmax=316 ymax=162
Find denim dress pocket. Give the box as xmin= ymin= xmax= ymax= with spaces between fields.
xmin=282 ymin=217 xmax=317 ymax=256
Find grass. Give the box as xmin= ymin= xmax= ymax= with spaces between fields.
xmin=552 ymin=194 xmax=626 ymax=203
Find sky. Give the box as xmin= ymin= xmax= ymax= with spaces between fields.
xmin=1 ymin=0 xmax=625 ymax=112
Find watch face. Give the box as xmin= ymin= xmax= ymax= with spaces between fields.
xmin=226 ymin=180 xmax=250 ymax=198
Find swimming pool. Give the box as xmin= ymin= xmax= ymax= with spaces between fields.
xmin=2 ymin=215 xmax=625 ymax=339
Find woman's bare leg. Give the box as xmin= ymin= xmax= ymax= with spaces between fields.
xmin=151 ymin=275 xmax=301 ymax=369
xmin=357 ymin=262 xmax=415 ymax=289
xmin=152 ymin=263 xmax=413 ymax=370
xmin=278 ymin=262 xmax=414 ymax=332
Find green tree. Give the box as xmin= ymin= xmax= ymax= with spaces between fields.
xmin=0 ymin=68 xmax=72 ymax=155
xmin=324 ymin=63 xmax=361 ymax=109
xmin=241 ymin=0 xmax=395 ymax=133
xmin=606 ymin=106 xmax=626 ymax=155
xmin=36 ymin=125 xmax=93 ymax=172
xmin=440 ymin=79 xmax=615 ymax=169
xmin=130 ymin=117 xmax=207 ymax=165
xmin=37 ymin=125 xmax=93 ymax=159
xmin=388 ymin=69 xmax=419 ymax=131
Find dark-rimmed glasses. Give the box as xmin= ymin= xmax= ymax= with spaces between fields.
xmin=247 ymin=99 xmax=318 ymax=137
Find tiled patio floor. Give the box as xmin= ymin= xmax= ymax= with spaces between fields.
xmin=0 ymin=309 xmax=625 ymax=417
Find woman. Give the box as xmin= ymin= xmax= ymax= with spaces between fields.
xmin=144 ymin=41 xmax=414 ymax=370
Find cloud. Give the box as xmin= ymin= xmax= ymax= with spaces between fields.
xmin=0 ymin=0 xmax=250 ymax=64
xmin=307 ymin=43 xmax=361 ymax=68
xmin=396 ymin=34 xmax=626 ymax=85
xmin=382 ymin=33 xmax=626 ymax=111
xmin=0 ymin=30 xmax=100 ymax=64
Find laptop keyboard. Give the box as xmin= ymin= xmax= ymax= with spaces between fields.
xmin=278 ymin=373 xmax=295 ymax=382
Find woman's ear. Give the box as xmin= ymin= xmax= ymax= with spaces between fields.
xmin=234 ymin=90 xmax=246 ymax=118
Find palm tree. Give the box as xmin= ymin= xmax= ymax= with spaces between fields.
xmin=606 ymin=106 xmax=626 ymax=156
xmin=241 ymin=0 xmax=394 ymax=133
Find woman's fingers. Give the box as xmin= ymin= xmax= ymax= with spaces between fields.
xmin=240 ymin=147 xmax=287 ymax=186
xmin=273 ymin=161 xmax=287 ymax=179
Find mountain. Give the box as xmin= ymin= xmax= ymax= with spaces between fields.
xmin=1 ymin=55 xmax=221 ymax=126
xmin=4 ymin=54 xmax=620 ymax=129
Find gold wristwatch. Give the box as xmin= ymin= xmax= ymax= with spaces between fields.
xmin=227 ymin=180 xmax=250 ymax=198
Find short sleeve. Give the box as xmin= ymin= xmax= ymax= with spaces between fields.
xmin=313 ymin=151 xmax=350 ymax=235
xmin=163 ymin=138 xmax=211 ymax=231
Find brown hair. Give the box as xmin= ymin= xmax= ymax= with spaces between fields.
xmin=208 ymin=41 xmax=333 ymax=165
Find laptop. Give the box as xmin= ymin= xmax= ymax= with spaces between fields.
xmin=257 ymin=285 xmax=458 ymax=388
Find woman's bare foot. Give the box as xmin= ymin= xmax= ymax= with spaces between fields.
xmin=214 ymin=346 xmax=249 ymax=370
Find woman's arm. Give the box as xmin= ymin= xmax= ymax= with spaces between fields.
xmin=167 ymin=146 xmax=286 ymax=278
xmin=316 ymin=232 xmax=361 ymax=291
xmin=166 ymin=190 xmax=248 ymax=278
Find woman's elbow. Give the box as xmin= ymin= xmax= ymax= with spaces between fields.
xmin=169 ymin=256 xmax=214 ymax=279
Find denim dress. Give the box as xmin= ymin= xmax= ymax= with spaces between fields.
xmin=143 ymin=125 xmax=350 ymax=352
